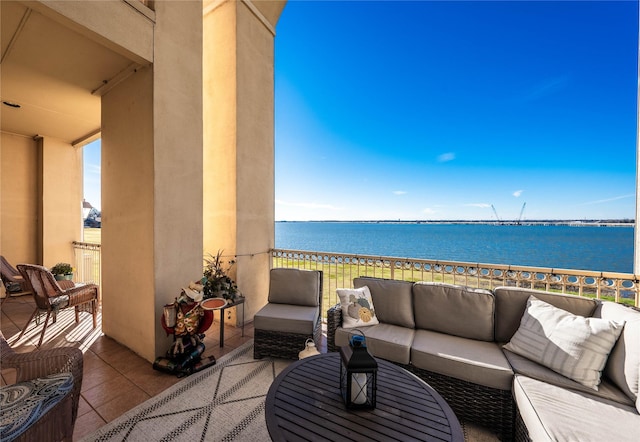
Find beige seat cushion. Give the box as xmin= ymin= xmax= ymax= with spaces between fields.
xmin=253 ymin=303 xmax=319 ymax=335
xmin=514 ymin=374 xmax=640 ymax=442
xmin=413 ymin=282 xmax=495 ymax=341
xmin=335 ymin=323 xmax=414 ymax=365
xmin=411 ymin=329 xmax=513 ymax=390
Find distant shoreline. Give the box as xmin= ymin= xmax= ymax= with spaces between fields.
xmin=276 ymin=220 xmax=635 ymax=227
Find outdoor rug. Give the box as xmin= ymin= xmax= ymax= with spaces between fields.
xmin=82 ymin=340 xmax=497 ymax=441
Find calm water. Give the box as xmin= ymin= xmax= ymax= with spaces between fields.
xmin=275 ymin=222 xmax=635 ymax=273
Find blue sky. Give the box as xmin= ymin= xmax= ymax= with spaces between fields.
xmin=83 ymin=1 xmax=638 ymax=221
xmin=274 ymin=0 xmax=639 ymax=221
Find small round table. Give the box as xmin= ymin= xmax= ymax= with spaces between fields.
xmin=265 ymin=352 xmax=464 ymax=442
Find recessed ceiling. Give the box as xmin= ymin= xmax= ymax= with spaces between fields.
xmin=1 ymin=2 xmax=134 ymax=144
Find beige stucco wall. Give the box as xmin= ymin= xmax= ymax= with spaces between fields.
xmin=101 ymin=1 xmax=203 ymax=361
xmin=0 ymin=133 xmax=39 ymax=265
xmin=0 ymin=132 xmax=81 ymax=267
xmin=203 ymin=0 xmax=284 ymax=323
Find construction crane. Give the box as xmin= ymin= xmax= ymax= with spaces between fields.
xmin=491 ymin=205 xmax=502 ymax=224
xmin=517 ymin=202 xmax=527 ymax=225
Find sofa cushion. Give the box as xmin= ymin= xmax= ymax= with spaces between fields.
xmin=354 ymin=277 xmax=415 ymax=328
xmin=514 ymin=374 xmax=640 ymax=442
xmin=413 ymin=282 xmax=495 ymax=341
xmin=268 ymin=268 xmax=320 ymax=306
xmin=504 ymin=349 xmax=634 ymax=406
xmin=493 ymin=286 xmax=599 ymax=343
xmin=254 ymin=303 xmax=319 ymax=335
xmin=504 ymin=296 xmax=624 ymax=390
xmin=335 ymin=323 xmax=414 ymax=365
xmin=336 ymin=286 xmax=379 ymax=329
xmin=594 ymin=301 xmax=640 ymax=409
xmin=411 ymin=329 xmax=513 ymax=390
xmin=0 ymin=372 xmax=74 ymax=442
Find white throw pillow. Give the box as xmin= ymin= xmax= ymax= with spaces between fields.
xmin=504 ymin=296 xmax=625 ymax=390
xmin=337 ymin=286 xmax=379 ymax=329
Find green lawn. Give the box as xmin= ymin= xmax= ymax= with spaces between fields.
xmin=83 ymin=228 xmax=101 ymax=244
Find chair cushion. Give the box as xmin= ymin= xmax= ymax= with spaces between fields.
xmin=335 ymin=323 xmax=414 ymax=365
xmin=411 ymin=329 xmax=513 ymax=390
xmin=504 ymin=349 xmax=634 ymax=406
xmin=268 ymin=268 xmax=320 ymax=306
xmin=353 ymin=277 xmax=415 ymax=328
xmin=493 ymin=286 xmax=598 ymax=343
xmin=504 ymin=296 xmax=624 ymax=390
xmin=254 ymin=303 xmax=319 ymax=335
xmin=594 ymin=301 xmax=640 ymax=410
xmin=0 ymin=372 xmax=74 ymax=442
xmin=336 ymin=286 xmax=379 ymax=329
xmin=413 ymin=282 xmax=495 ymax=341
xmin=514 ymin=374 xmax=640 ymax=442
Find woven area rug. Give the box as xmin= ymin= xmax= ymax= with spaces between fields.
xmin=83 ymin=340 xmax=498 ymax=441
xmin=82 ymin=340 xmax=290 ymax=442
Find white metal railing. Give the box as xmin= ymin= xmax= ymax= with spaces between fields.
xmin=272 ymin=249 xmax=640 ymax=317
xmin=72 ymin=242 xmax=101 ymax=288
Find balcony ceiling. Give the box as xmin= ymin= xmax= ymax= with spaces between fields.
xmin=1 ymin=2 xmax=133 ymax=145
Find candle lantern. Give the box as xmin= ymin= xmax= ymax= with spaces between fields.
xmin=339 ymin=330 xmax=377 ymax=409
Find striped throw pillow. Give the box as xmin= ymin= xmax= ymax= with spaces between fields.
xmin=504 ymin=296 xmax=625 ymax=390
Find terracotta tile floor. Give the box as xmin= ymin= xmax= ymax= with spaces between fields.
xmin=0 ymin=293 xmax=276 ymax=441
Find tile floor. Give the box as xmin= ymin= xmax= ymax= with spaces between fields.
xmin=1 ymin=293 xmax=304 ymax=441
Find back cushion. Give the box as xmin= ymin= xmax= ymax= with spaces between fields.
xmin=595 ymin=301 xmax=640 ymax=407
xmin=354 ymin=277 xmax=415 ymax=328
xmin=413 ymin=282 xmax=495 ymax=341
xmin=268 ymin=268 xmax=320 ymax=306
xmin=493 ymin=286 xmax=598 ymax=343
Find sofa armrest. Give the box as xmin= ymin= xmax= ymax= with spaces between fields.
xmin=326 ymin=303 xmax=342 ymax=352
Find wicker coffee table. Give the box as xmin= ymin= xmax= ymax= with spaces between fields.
xmin=265 ymin=352 xmax=464 ymax=441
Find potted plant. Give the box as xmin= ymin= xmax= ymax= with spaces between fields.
xmin=202 ymin=250 xmax=240 ymax=301
xmin=50 ymin=262 xmax=73 ymax=281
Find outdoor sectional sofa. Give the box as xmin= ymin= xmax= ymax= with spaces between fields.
xmin=327 ymin=277 xmax=640 ymax=441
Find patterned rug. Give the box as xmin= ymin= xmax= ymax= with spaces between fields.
xmin=82 ymin=340 xmax=498 ymax=441
xmin=81 ymin=340 xmax=290 ymax=441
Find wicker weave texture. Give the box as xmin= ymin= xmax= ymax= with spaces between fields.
xmin=1 ymin=331 xmax=83 ymax=441
xmin=254 ymin=319 xmax=322 ymax=360
xmin=515 ymin=410 xmax=532 ymax=442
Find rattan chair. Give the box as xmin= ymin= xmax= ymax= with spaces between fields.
xmin=1 ymin=255 xmax=29 ymax=294
xmin=254 ymin=268 xmax=323 ymax=360
xmin=0 ymin=331 xmax=83 ymax=441
xmin=16 ymin=264 xmax=99 ymax=347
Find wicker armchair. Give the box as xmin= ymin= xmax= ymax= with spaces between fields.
xmin=1 ymin=255 xmax=29 ymax=294
xmin=0 ymin=331 xmax=83 ymax=441
xmin=254 ymin=268 xmax=323 ymax=360
xmin=16 ymin=264 xmax=99 ymax=347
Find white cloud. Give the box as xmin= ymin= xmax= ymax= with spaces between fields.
xmin=437 ymin=152 xmax=455 ymax=162
xmin=513 ymin=190 xmax=523 ymax=197
xmin=422 ymin=207 xmax=438 ymax=215
xmin=465 ymin=203 xmax=491 ymax=208
xmin=576 ymin=194 xmax=635 ymax=206
xmin=393 ymin=190 xmax=407 ymax=195
xmin=275 ymin=199 xmax=342 ymax=210
xmin=87 ymin=164 xmax=101 ymax=175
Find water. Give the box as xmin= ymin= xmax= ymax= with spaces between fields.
xmin=275 ymin=222 xmax=635 ymax=273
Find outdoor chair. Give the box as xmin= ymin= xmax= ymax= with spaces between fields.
xmin=0 ymin=331 xmax=83 ymax=442
xmin=16 ymin=264 xmax=99 ymax=347
xmin=253 ymin=268 xmax=323 ymax=360
xmin=1 ymin=255 xmax=29 ymax=294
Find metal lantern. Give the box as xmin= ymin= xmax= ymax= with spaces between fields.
xmin=339 ymin=331 xmax=377 ymax=409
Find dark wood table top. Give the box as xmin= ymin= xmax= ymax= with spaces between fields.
xmin=265 ymin=352 xmax=464 ymax=442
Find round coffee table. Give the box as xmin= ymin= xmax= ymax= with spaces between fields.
xmin=265 ymin=352 xmax=464 ymax=441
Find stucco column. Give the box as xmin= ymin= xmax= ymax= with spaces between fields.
xmin=203 ymin=0 xmax=285 ymax=322
xmin=101 ymin=1 xmax=203 ymax=362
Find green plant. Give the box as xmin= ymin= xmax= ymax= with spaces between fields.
xmin=50 ymin=262 xmax=73 ymax=275
xmin=202 ymin=250 xmax=239 ymax=300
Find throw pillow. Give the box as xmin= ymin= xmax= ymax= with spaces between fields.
xmin=337 ymin=286 xmax=379 ymax=329
xmin=504 ymin=296 xmax=625 ymax=390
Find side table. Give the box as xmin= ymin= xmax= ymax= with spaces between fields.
xmin=218 ymin=297 xmax=245 ymax=347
